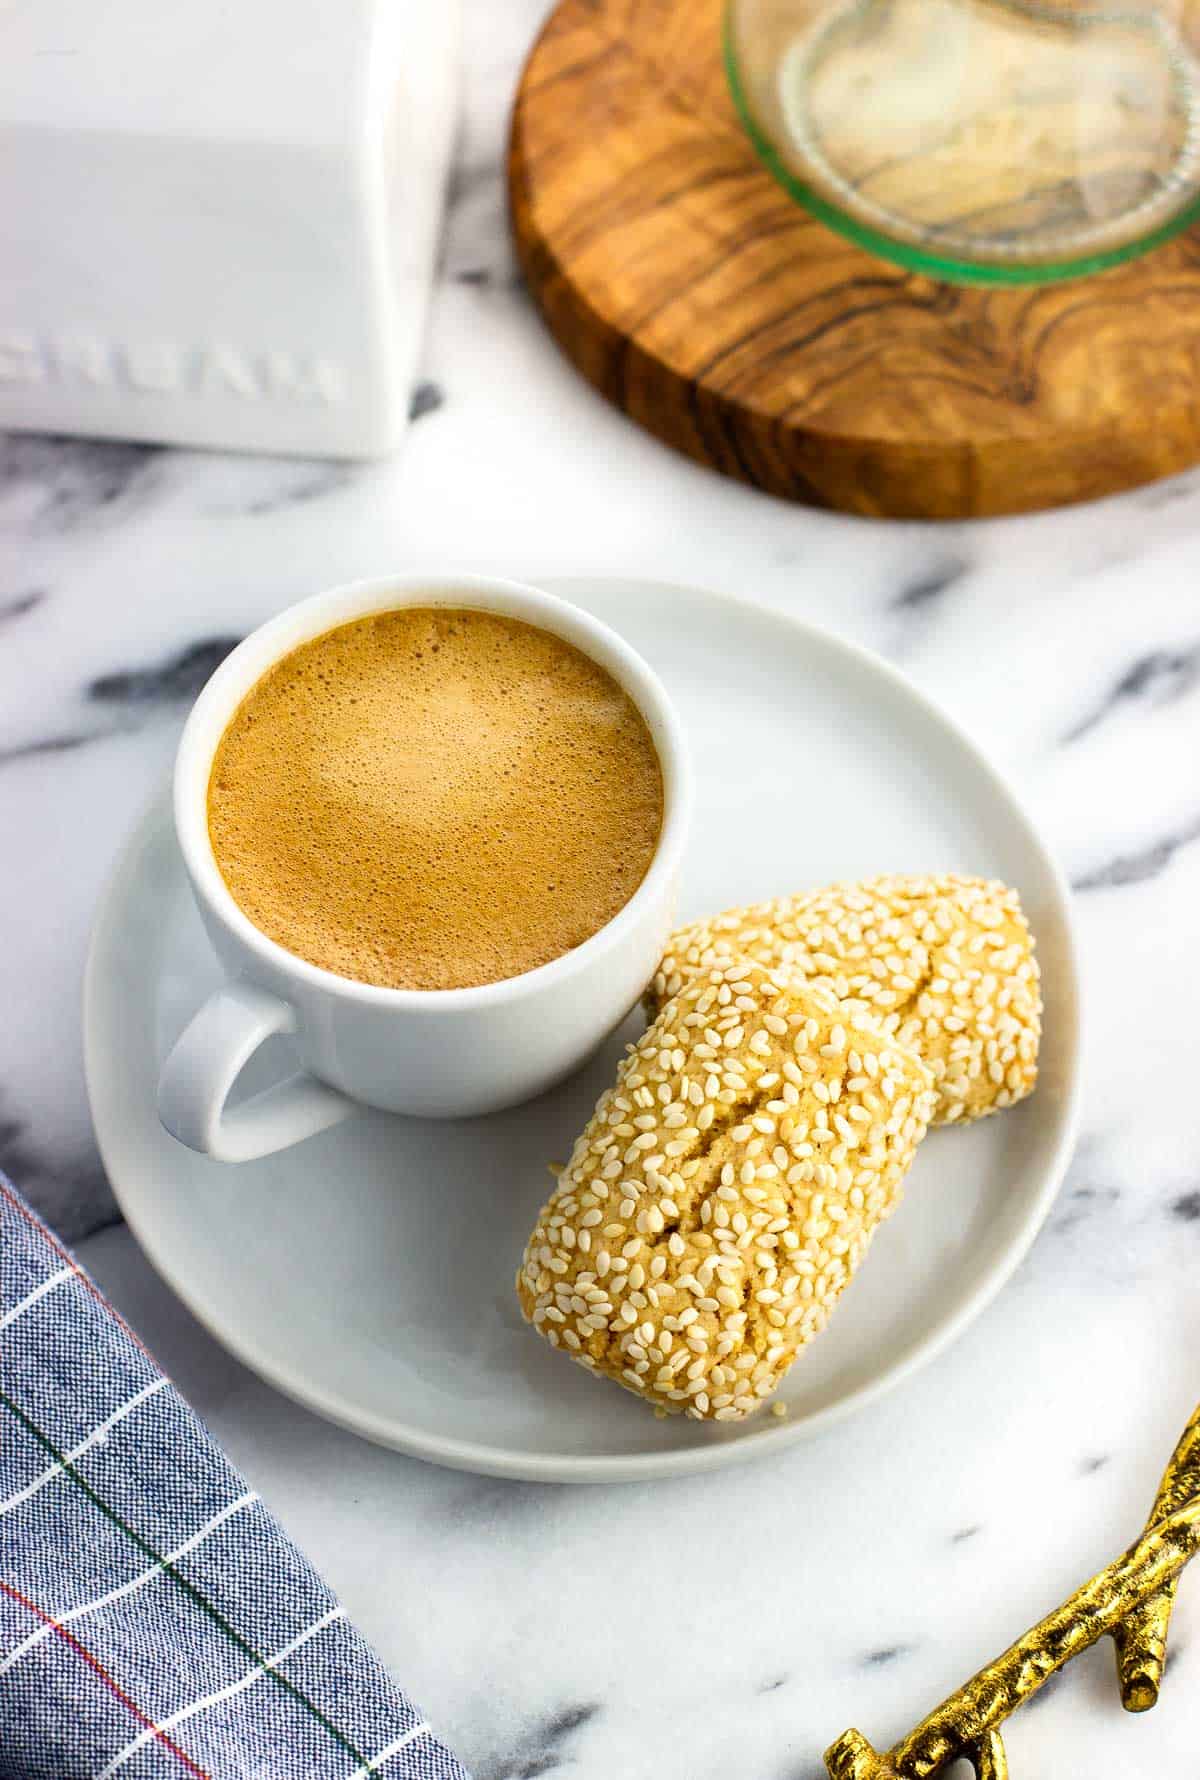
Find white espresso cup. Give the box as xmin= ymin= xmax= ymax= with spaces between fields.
xmin=158 ymin=574 xmax=693 ymax=1162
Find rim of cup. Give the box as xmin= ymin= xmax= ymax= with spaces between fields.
xmin=173 ymin=572 xmax=694 ymax=1010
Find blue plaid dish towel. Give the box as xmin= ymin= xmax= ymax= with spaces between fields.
xmin=0 ymin=1176 xmax=470 ymax=1780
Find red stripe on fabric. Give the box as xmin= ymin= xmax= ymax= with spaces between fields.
xmin=0 ymin=1181 xmax=155 ymax=1360
xmin=0 ymin=1579 xmax=211 ymax=1780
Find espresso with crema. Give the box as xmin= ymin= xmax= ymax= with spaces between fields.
xmin=207 ymin=606 xmax=664 ymax=990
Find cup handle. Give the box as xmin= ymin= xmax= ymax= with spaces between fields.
xmin=157 ymin=981 xmax=356 ymax=1162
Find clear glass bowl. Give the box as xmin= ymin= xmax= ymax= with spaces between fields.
xmin=726 ymin=0 xmax=1200 ymax=283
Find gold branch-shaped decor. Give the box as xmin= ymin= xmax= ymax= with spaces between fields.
xmin=826 ymin=1401 xmax=1200 ymax=1780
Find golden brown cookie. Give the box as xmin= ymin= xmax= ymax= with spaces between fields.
xmin=649 ymin=875 xmax=1040 ymax=1125
xmin=517 ymin=959 xmax=935 ymax=1420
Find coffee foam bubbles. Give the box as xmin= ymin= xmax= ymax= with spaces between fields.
xmin=207 ymin=606 xmax=664 ymax=990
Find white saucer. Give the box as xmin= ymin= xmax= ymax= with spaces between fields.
xmin=84 ymin=577 xmax=1080 ymax=1482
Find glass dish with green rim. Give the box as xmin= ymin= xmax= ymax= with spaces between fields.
xmin=725 ymin=0 xmax=1200 ymax=284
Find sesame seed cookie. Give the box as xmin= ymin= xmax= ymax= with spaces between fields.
xmin=517 ymin=960 xmax=936 ymax=1420
xmin=648 ymin=875 xmax=1040 ymax=1125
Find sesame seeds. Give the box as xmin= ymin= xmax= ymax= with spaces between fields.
xmin=648 ymin=875 xmax=1040 ymax=1127
xmin=517 ymin=958 xmax=935 ymax=1423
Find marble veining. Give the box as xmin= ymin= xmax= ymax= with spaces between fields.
xmin=1046 ymin=1181 xmax=1123 ymax=1240
xmin=2 ymin=0 xmax=1199 ymax=1774
xmin=477 ymin=1702 xmax=603 ymax=1780
xmin=0 ymin=432 xmax=165 ymax=532
xmin=410 ymin=380 xmax=447 ymax=422
xmin=0 ymin=589 xmax=44 ymax=620
xmin=0 ymin=635 xmax=244 ymax=765
xmin=888 ymin=559 xmax=969 ymax=612
xmin=0 ymin=728 xmax=114 ymax=763
xmin=1062 ymin=644 xmax=1200 ymax=744
xmin=86 ymin=636 xmax=243 ymax=706
xmin=206 ymin=460 xmax=360 ymax=519
xmin=1071 ymin=814 xmax=1200 ymax=891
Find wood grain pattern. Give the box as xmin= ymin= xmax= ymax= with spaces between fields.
xmin=508 ymin=0 xmax=1200 ymax=518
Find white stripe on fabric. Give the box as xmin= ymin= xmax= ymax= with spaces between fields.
xmin=346 ymin=1723 xmax=432 ymax=1777
xmin=0 ymin=1265 xmax=74 ymax=1330
xmin=96 ymin=1605 xmax=347 ymax=1779
xmin=0 ymin=1378 xmax=169 ymax=1517
xmin=0 ymin=1490 xmax=260 ymax=1675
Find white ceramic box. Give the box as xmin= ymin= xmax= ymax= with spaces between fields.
xmin=0 ymin=0 xmax=459 ymax=457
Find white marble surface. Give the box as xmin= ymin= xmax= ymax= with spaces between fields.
xmin=4 ymin=1 xmax=1200 ymax=1773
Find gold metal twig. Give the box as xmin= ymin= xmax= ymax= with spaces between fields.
xmin=825 ymin=1402 xmax=1200 ymax=1780
xmin=1113 ymin=1400 xmax=1200 ymax=1711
